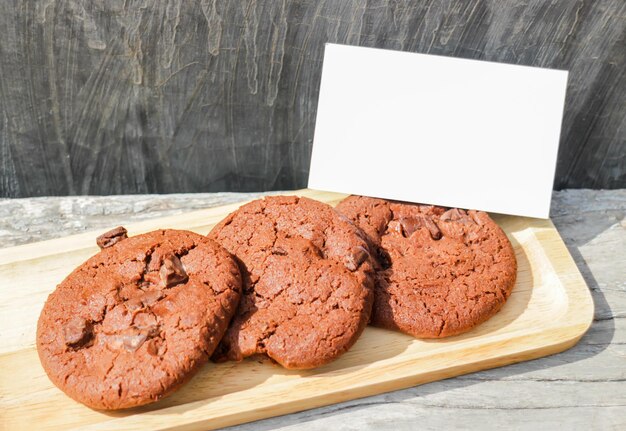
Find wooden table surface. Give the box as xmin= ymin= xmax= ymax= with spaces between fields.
xmin=1 ymin=190 xmax=624 ymax=430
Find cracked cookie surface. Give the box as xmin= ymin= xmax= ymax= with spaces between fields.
xmin=336 ymin=196 xmax=517 ymax=339
xmin=36 ymin=229 xmax=241 ymax=410
xmin=209 ymin=196 xmax=374 ymax=369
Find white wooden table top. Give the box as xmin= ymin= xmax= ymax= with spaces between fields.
xmin=1 ymin=190 xmax=624 ymax=430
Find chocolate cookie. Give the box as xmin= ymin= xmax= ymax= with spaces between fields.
xmin=209 ymin=196 xmax=374 ymax=369
xmin=37 ymin=229 xmax=241 ymax=410
xmin=336 ymin=196 xmax=517 ymax=338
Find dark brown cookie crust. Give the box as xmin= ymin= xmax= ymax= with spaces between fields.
xmin=37 ymin=229 xmax=241 ymax=410
xmin=209 ymin=196 xmax=374 ymax=369
xmin=336 ymin=196 xmax=517 ymax=339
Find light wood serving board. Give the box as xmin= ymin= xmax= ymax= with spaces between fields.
xmin=0 ymin=189 xmax=594 ymax=431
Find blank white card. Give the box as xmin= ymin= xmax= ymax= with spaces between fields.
xmin=308 ymin=44 xmax=568 ymax=218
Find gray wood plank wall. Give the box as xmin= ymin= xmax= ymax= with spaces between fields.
xmin=0 ymin=0 xmax=624 ymax=197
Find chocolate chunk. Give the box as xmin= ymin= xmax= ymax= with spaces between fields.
xmin=123 ymin=332 xmax=148 ymax=352
xmin=96 ymin=227 xmax=128 ymax=249
xmin=440 ymin=208 xmax=467 ymax=222
xmin=159 ymin=253 xmax=188 ymax=288
xmin=421 ymin=216 xmax=442 ymax=240
xmin=271 ymin=245 xmax=288 ymax=256
xmin=399 ymin=216 xmax=441 ymax=240
xmin=127 ymin=287 xmax=163 ymax=308
xmin=469 ymin=210 xmax=484 ymax=226
xmin=399 ymin=217 xmax=421 ymax=237
xmin=105 ymin=328 xmax=153 ymax=353
xmin=145 ymin=339 xmax=159 ymax=356
xmin=344 ymin=246 xmax=370 ymax=271
xmin=64 ymin=317 xmax=93 ymax=348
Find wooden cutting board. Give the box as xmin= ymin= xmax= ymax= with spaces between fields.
xmin=0 ymin=189 xmax=594 ymax=431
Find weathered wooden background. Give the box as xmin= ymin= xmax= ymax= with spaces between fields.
xmin=0 ymin=0 xmax=624 ymax=197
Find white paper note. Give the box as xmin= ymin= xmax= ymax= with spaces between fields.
xmin=308 ymin=44 xmax=568 ymax=219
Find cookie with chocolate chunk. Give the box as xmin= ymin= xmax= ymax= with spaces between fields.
xmin=209 ymin=196 xmax=375 ymax=369
xmin=336 ymin=196 xmax=517 ymax=339
xmin=36 ymin=228 xmax=241 ymax=410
